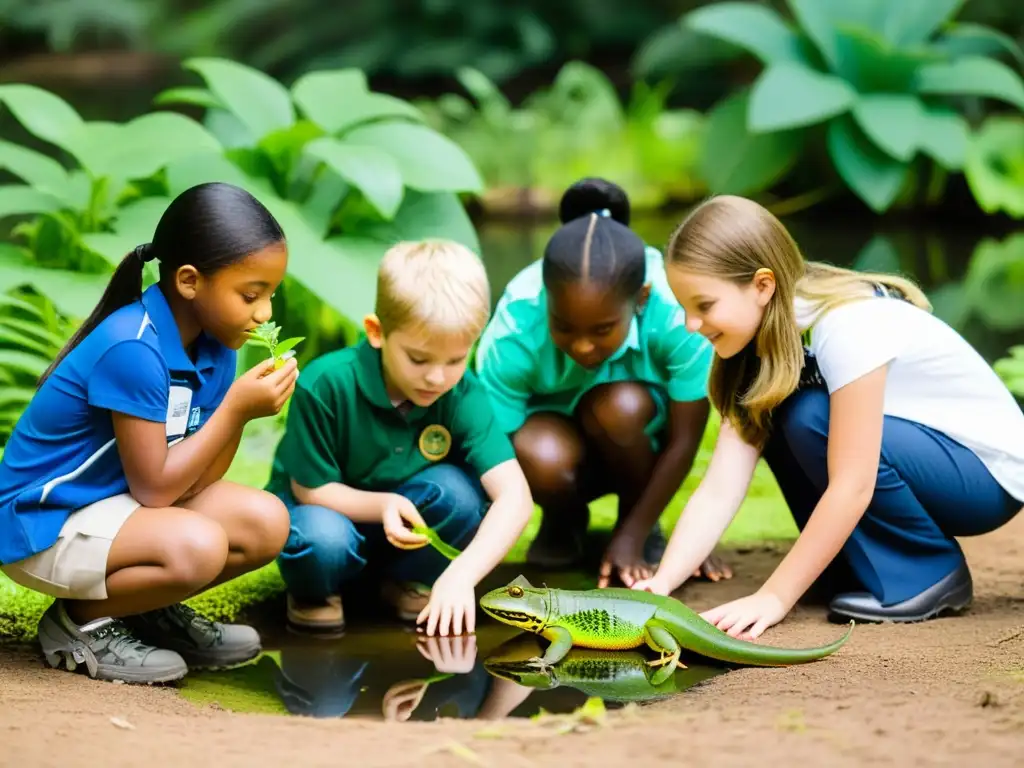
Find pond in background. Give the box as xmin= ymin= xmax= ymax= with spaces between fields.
xmin=176 ymin=564 xmax=730 ymax=721
xmin=476 ymin=212 xmax=1024 ymax=365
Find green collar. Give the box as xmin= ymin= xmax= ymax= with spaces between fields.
xmin=352 ymin=339 xmax=428 ymax=419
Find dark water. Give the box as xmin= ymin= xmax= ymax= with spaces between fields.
xmin=477 ymin=214 xmax=1024 ymax=365
xmin=177 ymin=564 xmax=729 ymax=721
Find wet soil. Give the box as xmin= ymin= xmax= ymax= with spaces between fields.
xmin=3 ymin=515 xmax=1023 ymax=767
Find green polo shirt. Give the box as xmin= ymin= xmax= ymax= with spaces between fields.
xmin=474 ymin=246 xmax=713 ymax=436
xmin=265 ymin=340 xmax=516 ymax=499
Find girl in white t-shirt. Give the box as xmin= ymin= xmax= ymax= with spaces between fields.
xmin=632 ymin=195 xmax=1024 ymax=638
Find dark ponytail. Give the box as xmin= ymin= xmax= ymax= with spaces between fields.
xmin=39 ymin=182 xmax=284 ymax=385
xmin=543 ymin=177 xmax=646 ymax=300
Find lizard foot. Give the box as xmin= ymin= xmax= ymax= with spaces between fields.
xmin=647 ymin=653 xmax=684 ymax=669
xmin=525 ymin=656 xmax=554 ymax=671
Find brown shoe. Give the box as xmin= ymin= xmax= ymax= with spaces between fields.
xmin=286 ymin=593 xmax=345 ymax=632
xmin=380 ymin=581 xmax=430 ymax=621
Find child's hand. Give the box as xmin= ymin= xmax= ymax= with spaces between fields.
xmin=598 ymin=528 xmax=654 ymax=588
xmin=417 ymin=565 xmax=475 ymax=637
xmin=630 ymin=573 xmax=673 ymax=596
xmin=381 ymin=494 xmax=430 ymax=550
xmin=224 ymin=357 xmax=298 ymax=421
xmin=699 ymin=590 xmax=788 ymax=640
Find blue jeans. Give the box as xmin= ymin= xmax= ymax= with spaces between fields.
xmin=764 ymin=387 xmax=1021 ymax=606
xmin=276 ymin=464 xmax=487 ymax=602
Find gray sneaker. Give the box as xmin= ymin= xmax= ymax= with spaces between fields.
xmin=121 ymin=603 xmax=261 ymax=669
xmin=38 ymin=600 xmax=187 ymax=684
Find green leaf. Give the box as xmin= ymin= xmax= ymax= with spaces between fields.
xmin=748 ymin=62 xmax=855 ymax=132
xmin=831 ymin=25 xmax=940 ymax=92
xmin=916 ymin=57 xmax=1024 ymax=111
xmin=70 ymin=113 xmax=221 ymax=180
xmin=153 ymin=87 xmax=224 ymax=111
xmin=0 ymin=185 xmax=64 ymax=218
xmin=0 ymin=349 xmax=48 ymax=379
xmin=455 ymin=67 xmax=512 ymax=122
xmin=0 ymin=244 xmax=107 ymax=318
xmin=963 ymin=116 xmax=1024 ymax=218
xmin=304 ymin=137 xmax=404 ymax=219
xmin=786 ymin=0 xmax=890 ymax=71
xmin=917 ymin=108 xmax=969 ymax=170
xmin=342 ymin=123 xmax=483 ymax=194
xmin=853 ymin=235 xmax=901 ymax=273
xmin=291 ymin=69 xmax=422 ymax=134
xmin=879 ymin=0 xmax=965 ymax=47
xmin=932 ymin=23 xmax=1024 ymax=70
xmin=165 ymin=152 xmax=275 ymax=200
xmin=309 ymin=236 xmax=388 ymax=320
xmin=272 ymin=337 xmax=304 ymax=357
xmin=82 ymin=197 xmax=172 ymax=268
xmin=0 ymin=140 xmax=68 ymax=193
xmin=699 ymin=92 xmax=803 ymax=195
xmin=827 ymin=116 xmax=909 ymax=212
xmin=356 ymin=190 xmax=481 ymax=254
xmin=0 ymin=85 xmax=84 ymax=154
xmin=683 ymin=2 xmax=807 ymax=65
xmin=184 ymin=58 xmax=295 ymax=141
xmin=994 ymin=346 xmax=1024 ymax=396
xmin=851 ymin=94 xmax=925 ymax=162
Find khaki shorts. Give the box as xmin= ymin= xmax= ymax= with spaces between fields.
xmin=1 ymin=494 xmax=140 ymax=601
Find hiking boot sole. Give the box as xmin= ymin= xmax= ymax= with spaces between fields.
xmin=43 ymin=649 xmax=188 ymax=684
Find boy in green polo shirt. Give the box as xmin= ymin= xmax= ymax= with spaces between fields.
xmin=266 ymin=240 xmax=534 ymax=637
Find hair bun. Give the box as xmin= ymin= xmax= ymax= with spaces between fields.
xmin=132 ymin=243 xmax=156 ymax=263
xmin=559 ymin=177 xmax=631 ymax=226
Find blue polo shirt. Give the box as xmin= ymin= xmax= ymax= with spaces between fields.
xmin=0 ymin=283 xmax=236 ymax=565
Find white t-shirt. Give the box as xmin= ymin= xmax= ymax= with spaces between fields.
xmin=795 ymin=295 xmax=1024 ymax=503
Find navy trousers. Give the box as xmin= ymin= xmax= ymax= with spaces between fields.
xmin=763 ymin=387 xmax=1021 ymax=606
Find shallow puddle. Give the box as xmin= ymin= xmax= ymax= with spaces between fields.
xmin=178 ymin=565 xmax=730 ymax=721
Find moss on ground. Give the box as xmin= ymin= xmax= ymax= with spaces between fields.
xmin=0 ymin=411 xmax=795 ymax=642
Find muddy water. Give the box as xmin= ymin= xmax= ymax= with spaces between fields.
xmin=178 ymin=565 xmax=730 ymax=721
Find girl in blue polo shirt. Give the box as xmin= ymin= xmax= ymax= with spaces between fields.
xmin=0 ymin=182 xmax=299 ymax=684
xmin=475 ymin=178 xmax=731 ymax=589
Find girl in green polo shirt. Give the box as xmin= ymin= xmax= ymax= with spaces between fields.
xmin=475 ymin=178 xmax=731 ymax=589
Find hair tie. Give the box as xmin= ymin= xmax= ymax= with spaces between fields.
xmin=596 ymin=208 xmax=611 ymax=218
xmin=132 ymin=243 xmax=156 ymax=263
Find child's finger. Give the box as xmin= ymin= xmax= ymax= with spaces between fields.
xmin=597 ymin=559 xmax=613 ymax=588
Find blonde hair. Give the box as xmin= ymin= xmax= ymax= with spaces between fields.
xmin=665 ymin=195 xmax=930 ymax=447
xmin=375 ymin=239 xmax=491 ymax=339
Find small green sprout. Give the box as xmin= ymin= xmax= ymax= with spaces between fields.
xmin=245 ymin=321 xmax=305 ymax=369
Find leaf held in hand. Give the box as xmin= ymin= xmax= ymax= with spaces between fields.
xmin=412 ymin=524 xmax=462 ymax=560
xmin=245 ymin=321 xmax=304 ymax=363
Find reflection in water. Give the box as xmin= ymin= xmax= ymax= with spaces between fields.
xmin=178 ymin=624 xmax=727 ymax=721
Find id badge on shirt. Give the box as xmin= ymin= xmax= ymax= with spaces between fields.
xmin=166 ymin=386 xmax=193 ymax=444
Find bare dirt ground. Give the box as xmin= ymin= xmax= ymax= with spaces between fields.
xmin=3 ymin=514 xmax=1023 ymax=768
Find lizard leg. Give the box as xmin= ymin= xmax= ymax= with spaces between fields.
xmin=527 ymin=626 xmax=574 ymax=669
xmin=645 ymin=660 xmax=677 ymax=687
xmin=643 ymin=619 xmax=685 ymax=670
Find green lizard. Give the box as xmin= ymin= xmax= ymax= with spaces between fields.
xmin=479 ymin=575 xmax=853 ymax=670
xmin=484 ymin=634 xmax=726 ymax=700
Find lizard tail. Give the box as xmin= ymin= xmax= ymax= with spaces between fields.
xmin=679 ymin=619 xmax=855 ymax=667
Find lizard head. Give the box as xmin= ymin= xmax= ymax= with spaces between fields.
xmin=478 ymin=575 xmax=550 ymax=634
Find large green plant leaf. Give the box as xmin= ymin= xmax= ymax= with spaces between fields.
xmin=748 ymin=62 xmax=855 ymax=132
xmin=683 ymin=2 xmax=807 ymax=66
xmin=699 ymin=92 xmax=803 ymax=195
xmin=917 ymin=108 xmax=969 ymax=170
xmin=879 ymin=0 xmax=965 ymax=47
xmin=291 ymin=69 xmax=422 ymax=134
xmin=786 ymin=0 xmax=889 ymax=71
xmin=963 ymin=116 xmax=1024 ymax=218
xmin=153 ymin=87 xmax=225 ymax=111
xmin=81 ymin=197 xmax=173 ymax=268
xmin=831 ymin=25 xmax=940 ymax=93
xmin=0 ymin=349 xmax=49 ymax=379
xmin=0 ymin=244 xmax=105 ymax=318
xmin=917 ymin=57 xmax=1024 ymax=111
xmin=852 ymin=235 xmax=901 ymax=273
xmin=0 ymin=186 xmax=64 ymax=218
xmin=851 ymin=94 xmax=925 ymax=162
xmin=932 ymin=23 xmax=1024 ymax=70
xmin=356 ymin=190 xmax=481 ymax=254
xmin=0 ymin=85 xmax=84 ymax=154
xmin=304 ymin=137 xmax=404 ymax=219
xmin=342 ymin=123 xmax=483 ymax=193
xmin=70 ymin=113 xmax=221 ymax=181
xmin=184 ymin=58 xmax=295 ymax=142
xmin=827 ymin=116 xmax=909 ymax=212
xmin=0 ymin=140 xmax=68 ymax=194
